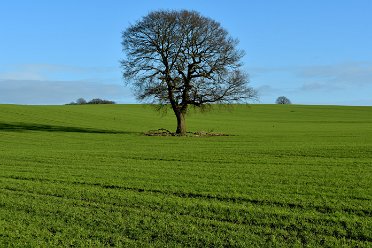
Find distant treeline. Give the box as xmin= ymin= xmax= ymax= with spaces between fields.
xmin=67 ymin=98 xmax=116 ymax=105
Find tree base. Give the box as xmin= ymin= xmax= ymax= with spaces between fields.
xmin=144 ymin=129 xmax=229 ymax=137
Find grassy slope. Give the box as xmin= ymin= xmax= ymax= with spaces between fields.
xmin=0 ymin=104 xmax=371 ymax=247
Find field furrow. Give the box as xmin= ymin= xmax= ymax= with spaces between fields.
xmin=1 ymin=104 xmax=371 ymax=247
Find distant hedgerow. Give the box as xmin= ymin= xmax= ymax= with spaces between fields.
xmin=67 ymin=98 xmax=116 ymax=105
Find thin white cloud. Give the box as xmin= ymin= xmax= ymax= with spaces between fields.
xmin=0 ymin=63 xmax=119 ymax=81
xmin=1 ymin=62 xmax=371 ymax=105
xmin=255 ymin=84 xmax=293 ymax=96
xmin=296 ymin=82 xmax=343 ymax=92
xmin=0 ymin=79 xmax=135 ymax=105
xmin=250 ymin=61 xmax=372 ymax=90
xmin=0 ymin=63 xmax=136 ymax=104
xmin=249 ymin=61 xmax=372 ymax=105
xmin=296 ymin=62 xmax=372 ymax=86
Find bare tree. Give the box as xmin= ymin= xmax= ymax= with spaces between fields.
xmin=121 ymin=10 xmax=257 ymax=135
xmin=276 ymin=96 xmax=291 ymax=104
xmin=76 ymin=98 xmax=87 ymax=105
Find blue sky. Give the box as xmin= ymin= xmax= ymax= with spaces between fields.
xmin=1 ymin=0 xmax=371 ymax=105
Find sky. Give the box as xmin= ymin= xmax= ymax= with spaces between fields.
xmin=1 ymin=0 xmax=372 ymax=105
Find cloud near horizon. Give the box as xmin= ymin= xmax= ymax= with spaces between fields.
xmin=249 ymin=61 xmax=372 ymax=105
xmin=0 ymin=63 xmax=137 ymax=105
xmin=0 ymin=79 xmax=135 ymax=105
xmin=250 ymin=61 xmax=372 ymax=86
xmin=0 ymin=63 xmax=119 ymax=81
xmin=1 ymin=62 xmax=371 ymax=105
xmin=296 ymin=62 xmax=372 ymax=86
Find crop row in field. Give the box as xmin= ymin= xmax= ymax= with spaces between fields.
xmin=0 ymin=104 xmax=371 ymax=247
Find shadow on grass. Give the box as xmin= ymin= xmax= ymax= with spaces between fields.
xmin=0 ymin=122 xmax=132 ymax=134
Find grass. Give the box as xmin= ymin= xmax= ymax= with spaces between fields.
xmin=0 ymin=104 xmax=371 ymax=247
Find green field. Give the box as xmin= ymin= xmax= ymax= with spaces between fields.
xmin=0 ymin=104 xmax=371 ymax=247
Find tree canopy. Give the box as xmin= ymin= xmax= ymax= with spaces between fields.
xmin=121 ymin=10 xmax=257 ymax=134
xmin=276 ymin=96 xmax=291 ymax=104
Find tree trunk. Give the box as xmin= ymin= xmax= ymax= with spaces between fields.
xmin=175 ymin=111 xmax=186 ymax=135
